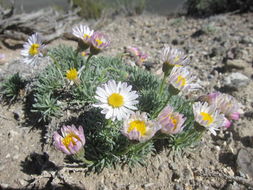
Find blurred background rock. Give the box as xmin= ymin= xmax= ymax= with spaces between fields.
xmin=186 ymin=0 xmax=253 ymax=17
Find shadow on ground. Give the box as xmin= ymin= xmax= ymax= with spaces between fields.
xmin=20 ymin=152 xmax=58 ymax=175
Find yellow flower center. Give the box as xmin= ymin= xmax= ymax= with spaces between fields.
xmin=83 ymin=34 xmax=90 ymax=39
xmin=66 ymin=68 xmax=78 ymax=80
xmin=140 ymin=57 xmax=146 ymax=62
xmin=81 ymin=52 xmax=87 ymax=56
xmin=127 ymin=120 xmax=147 ymax=136
xmin=96 ymin=39 xmax=103 ymax=46
xmin=169 ymin=115 xmax=178 ymax=130
xmin=161 ymin=114 xmax=179 ymax=131
xmin=200 ymin=112 xmax=214 ymax=126
xmin=174 ymin=56 xmax=180 ymax=62
xmin=29 ymin=43 xmax=40 ymax=56
xmin=62 ymin=133 xmax=81 ymax=148
xmin=176 ymin=75 xmax=186 ymax=86
xmin=108 ymin=93 xmax=124 ymax=108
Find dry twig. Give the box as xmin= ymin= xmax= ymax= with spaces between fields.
xmin=0 ymin=7 xmax=80 ymax=48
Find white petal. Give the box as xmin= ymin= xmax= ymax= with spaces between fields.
xmin=101 ymin=108 xmax=109 ymax=114
xmin=104 ymin=84 xmax=113 ymax=95
xmin=126 ymin=92 xmax=138 ymax=101
xmin=124 ymin=103 xmax=138 ymax=110
xmin=95 ymin=96 xmax=107 ymax=103
xmin=96 ymin=87 xmax=108 ymax=97
xmin=105 ymin=108 xmax=113 ymax=119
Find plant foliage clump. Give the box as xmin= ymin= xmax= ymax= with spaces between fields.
xmin=1 ymin=72 xmax=26 ymax=103
xmin=29 ymin=46 xmax=200 ymax=172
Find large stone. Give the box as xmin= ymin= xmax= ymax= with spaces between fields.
xmin=240 ymin=36 xmax=253 ymax=45
xmin=236 ymin=148 xmax=253 ymax=179
xmin=226 ymin=47 xmax=243 ymax=60
xmin=224 ymin=72 xmax=250 ymax=88
xmin=226 ymin=59 xmax=248 ymax=70
xmin=209 ymin=47 xmax=226 ymax=58
xmin=224 ymin=183 xmax=242 ymax=190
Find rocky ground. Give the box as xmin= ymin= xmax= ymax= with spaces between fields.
xmin=0 ymin=12 xmax=253 ymax=190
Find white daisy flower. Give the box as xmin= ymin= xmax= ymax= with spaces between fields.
xmin=121 ymin=111 xmax=161 ymax=142
xmin=161 ymin=45 xmax=189 ymax=67
xmin=21 ymin=33 xmax=45 ymax=65
xmin=193 ymin=102 xmax=225 ymax=135
xmin=168 ymin=66 xmax=199 ymax=94
xmin=94 ymin=80 xmax=139 ymax=121
xmin=72 ymin=24 xmax=94 ymax=45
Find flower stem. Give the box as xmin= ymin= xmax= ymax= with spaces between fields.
xmin=80 ymin=157 xmax=94 ymax=165
xmin=78 ymin=54 xmax=93 ymax=78
xmin=173 ymin=124 xmax=205 ymax=148
xmin=159 ymin=73 xmax=167 ymax=95
xmin=151 ymin=95 xmax=170 ymax=119
xmin=117 ymin=139 xmax=153 ymax=156
xmin=134 ymin=139 xmax=152 ymax=153
xmin=86 ymin=54 xmax=93 ymax=64
xmin=117 ymin=142 xmax=136 ymax=156
xmin=153 ymin=132 xmax=168 ymax=140
xmin=73 ymin=149 xmax=94 ymax=166
xmin=49 ymin=55 xmax=64 ymax=80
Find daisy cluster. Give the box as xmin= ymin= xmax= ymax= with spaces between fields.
xmin=19 ymin=25 xmax=242 ymax=169
xmin=21 ymin=25 xmax=110 ymax=83
xmin=160 ymin=46 xmax=242 ymax=135
xmin=72 ymin=24 xmax=110 ymax=55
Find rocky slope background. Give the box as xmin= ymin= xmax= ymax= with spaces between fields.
xmin=0 ymin=1 xmax=253 ymax=190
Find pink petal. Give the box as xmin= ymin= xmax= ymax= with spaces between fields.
xmin=224 ymin=117 xmax=232 ymax=128
xmin=230 ymin=112 xmax=240 ymax=120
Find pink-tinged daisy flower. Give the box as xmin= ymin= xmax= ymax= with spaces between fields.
xmin=126 ymin=46 xmax=141 ymax=57
xmin=161 ymin=45 xmax=189 ymax=66
xmin=193 ymin=102 xmax=225 ymax=136
xmin=21 ymin=33 xmax=45 ymax=66
xmin=158 ymin=105 xmax=186 ymax=134
xmin=121 ymin=112 xmax=161 ymax=142
xmin=168 ymin=66 xmax=199 ymax=94
xmin=138 ymin=53 xmax=148 ymax=63
xmin=90 ymin=32 xmax=110 ymax=54
xmin=125 ymin=46 xmax=148 ymax=65
xmin=53 ymin=125 xmax=85 ymax=155
xmin=72 ymin=25 xmax=94 ymax=47
xmin=94 ymin=80 xmax=138 ymax=121
xmin=200 ymin=92 xmax=243 ymax=128
xmin=161 ymin=45 xmax=189 ymax=74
